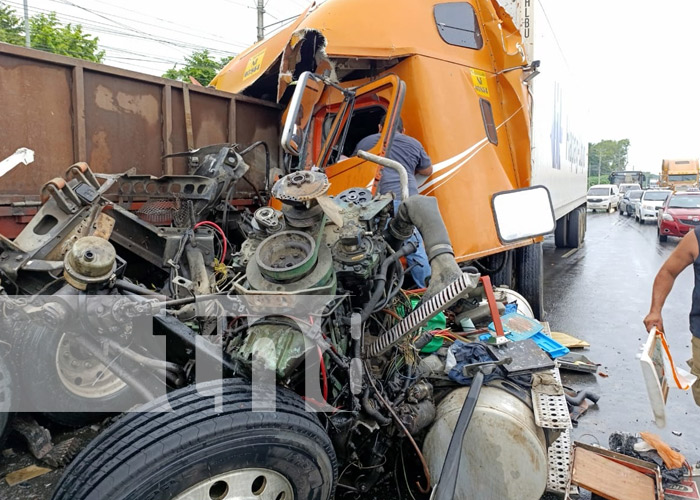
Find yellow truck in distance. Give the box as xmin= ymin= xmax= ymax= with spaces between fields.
xmin=660 ymin=159 xmax=700 ymax=190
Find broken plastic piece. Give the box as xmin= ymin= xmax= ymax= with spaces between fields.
xmin=0 ymin=147 xmax=34 ymax=178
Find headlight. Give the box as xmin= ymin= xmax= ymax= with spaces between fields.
xmin=662 ymin=213 xmax=674 ymax=221
xmin=643 ymin=204 xmax=653 ymax=210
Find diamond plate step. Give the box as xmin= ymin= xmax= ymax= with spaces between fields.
xmin=532 ymin=367 xmax=572 ymax=429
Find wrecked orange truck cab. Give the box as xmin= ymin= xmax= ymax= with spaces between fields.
xmin=212 ymin=0 xmax=579 ymax=316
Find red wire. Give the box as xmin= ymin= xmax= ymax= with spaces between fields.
xmin=193 ymin=221 xmax=227 ymax=263
xmin=317 ymin=346 xmax=328 ymax=402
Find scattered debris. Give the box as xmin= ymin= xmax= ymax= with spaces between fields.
xmin=640 ymin=432 xmax=686 ymax=470
xmin=599 ymin=371 xmax=609 ymax=378
xmin=551 ymin=331 xmax=590 ymax=349
xmin=672 ymin=431 xmax=683 ymax=437
xmin=558 ymin=353 xmax=599 ymax=373
xmin=11 ymin=416 xmax=81 ymax=467
xmin=609 ymin=432 xmax=688 ymax=487
xmin=571 ymin=444 xmax=659 ymax=500
xmin=4 ymin=465 xmax=52 ymax=487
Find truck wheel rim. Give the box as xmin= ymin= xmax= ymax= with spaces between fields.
xmin=173 ymin=468 xmax=294 ymax=500
xmin=55 ymin=333 xmax=126 ymax=398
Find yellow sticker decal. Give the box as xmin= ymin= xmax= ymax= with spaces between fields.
xmin=243 ymin=49 xmax=266 ymax=81
xmin=470 ymin=69 xmax=490 ymax=98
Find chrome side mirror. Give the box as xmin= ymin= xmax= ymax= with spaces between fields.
xmin=492 ymin=186 xmax=556 ymax=243
xmin=281 ymin=71 xmax=324 ymax=156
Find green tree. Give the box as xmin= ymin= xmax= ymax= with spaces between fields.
xmin=588 ymin=139 xmax=630 ymax=184
xmin=163 ymin=49 xmax=233 ymax=86
xmin=30 ymin=12 xmax=104 ymax=62
xmin=0 ymin=5 xmax=104 ymax=62
xmin=0 ymin=4 xmax=23 ymax=45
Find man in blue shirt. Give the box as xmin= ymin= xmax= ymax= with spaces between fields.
xmin=354 ymin=115 xmax=433 ymax=288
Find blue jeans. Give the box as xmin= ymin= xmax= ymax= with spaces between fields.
xmin=393 ymin=200 xmax=430 ymax=288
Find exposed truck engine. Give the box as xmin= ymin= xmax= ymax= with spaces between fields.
xmin=0 ymin=133 xmax=567 ymax=498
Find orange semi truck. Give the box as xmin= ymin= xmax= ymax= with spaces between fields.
xmin=660 ymin=159 xmax=700 ymax=190
xmin=211 ymin=0 xmax=588 ymax=317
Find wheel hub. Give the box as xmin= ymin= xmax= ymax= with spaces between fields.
xmin=173 ymin=468 xmax=294 ymax=500
xmin=55 ymin=333 xmax=126 ymax=399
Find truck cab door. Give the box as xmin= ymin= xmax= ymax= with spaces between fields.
xmin=320 ymin=75 xmax=406 ymax=196
xmin=281 ymin=71 xmax=406 ymax=196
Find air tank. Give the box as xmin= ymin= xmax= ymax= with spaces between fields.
xmin=423 ymin=385 xmax=548 ymax=499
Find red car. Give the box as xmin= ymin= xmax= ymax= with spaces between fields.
xmin=658 ymin=192 xmax=700 ymax=241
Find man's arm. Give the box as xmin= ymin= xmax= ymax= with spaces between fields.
xmin=416 ymin=143 xmax=433 ymax=176
xmin=644 ymin=230 xmax=699 ymax=332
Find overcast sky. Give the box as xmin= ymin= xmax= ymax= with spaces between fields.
xmin=6 ymin=0 xmax=698 ymax=175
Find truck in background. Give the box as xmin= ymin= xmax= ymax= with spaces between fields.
xmin=502 ymin=0 xmax=589 ymax=251
xmin=660 ymin=159 xmax=700 ymax=190
xmin=609 ymin=170 xmax=646 ymax=187
xmin=212 ymin=0 xmax=587 ymax=317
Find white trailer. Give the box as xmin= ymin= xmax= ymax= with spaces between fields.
xmin=502 ymin=0 xmax=589 ymax=248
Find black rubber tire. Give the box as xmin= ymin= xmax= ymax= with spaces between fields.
xmin=52 ymin=380 xmax=337 ymax=500
xmin=9 ymin=322 xmax=137 ymax=427
xmin=514 ymin=242 xmax=544 ymax=320
xmin=566 ymin=207 xmax=585 ymax=248
xmin=618 ymin=205 xmax=624 ymax=215
xmin=658 ymin=230 xmax=668 ymax=242
xmin=484 ymin=250 xmax=512 ymax=288
xmin=554 ymin=217 xmax=567 ymax=248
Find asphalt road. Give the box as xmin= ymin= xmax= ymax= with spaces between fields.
xmin=544 ymin=208 xmax=699 ymax=461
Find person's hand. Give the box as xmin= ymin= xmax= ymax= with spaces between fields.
xmin=643 ymin=311 xmax=664 ymax=333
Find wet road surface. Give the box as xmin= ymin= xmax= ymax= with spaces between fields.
xmin=544 ymin=209 xmax=699 ymax=460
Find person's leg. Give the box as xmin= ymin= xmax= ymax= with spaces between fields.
xmin=405 ymin=229 xmax=430 ymax=289
xmin=692 ymin=336 xmax=700 ymax=407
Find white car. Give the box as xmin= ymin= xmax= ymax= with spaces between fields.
xmin=635 ymin=190 xmax=672 ymax=224
xmin=587 ymin=184 xmax=620 ymax=212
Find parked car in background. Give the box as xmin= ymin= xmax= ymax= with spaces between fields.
xmin=587 ymin=184 xmax=620 ymax=212
xmin=657 ymin=191 xmax=700 ymax=241
xmin=635 ymin=189 xmax=672 ymax=224
xmin=619 ymin=183 xmax=642 ymax=196
xmin=619 ymin=189 xmax=643 ymax=216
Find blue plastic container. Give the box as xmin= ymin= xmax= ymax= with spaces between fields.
xmin=530 ymin=332 xmax=569 ymax=359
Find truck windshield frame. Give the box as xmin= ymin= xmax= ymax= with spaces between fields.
xmin=434 ymin=3 xmax=483 ymax=50
xmin=668 ymin=174 xmax=698 ymax=182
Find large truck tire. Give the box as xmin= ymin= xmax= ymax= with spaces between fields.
xmin=52 ymin=380 xmax=337 ymax=500
xmin=566 ymin=207 xmax=585 ymax=248
xmin=554 ymin=217 xmax=567 ymax=248
xmin=515 ymin=242 xmax=544 ymax=320
xmin=10 ymin=322 xmax=137 ymax=427
xmin=481 ymin=251 xmax=512 ymax=288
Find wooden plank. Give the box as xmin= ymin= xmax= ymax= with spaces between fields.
xmin=551 ymin=331 xmax=590 ymax=348
xmin=572 ymin=447 xmax=655 ymax=500
xmin=5 ymin=465 xmax=52 ymax=486
xmin=71 ymin=66 xmax=87 ymax=162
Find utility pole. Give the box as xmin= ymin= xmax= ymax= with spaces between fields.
xmin=257 ymin=0 xmax=265 ymax=42
xmin=597 ymin=149 xmax=601 ymax=184
xmin=23 ymin=0 xmax=30 ymax=48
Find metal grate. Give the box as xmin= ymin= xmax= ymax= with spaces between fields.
xmin=137 ymin=201 xmax=176 ymax=225
xmin=532 ymin=367 xmax=572 ymax=430
xmin=547 ymin=428 xmax=572 ymax=494
xmin=367 ymin=272 xmax=479 ymax=357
